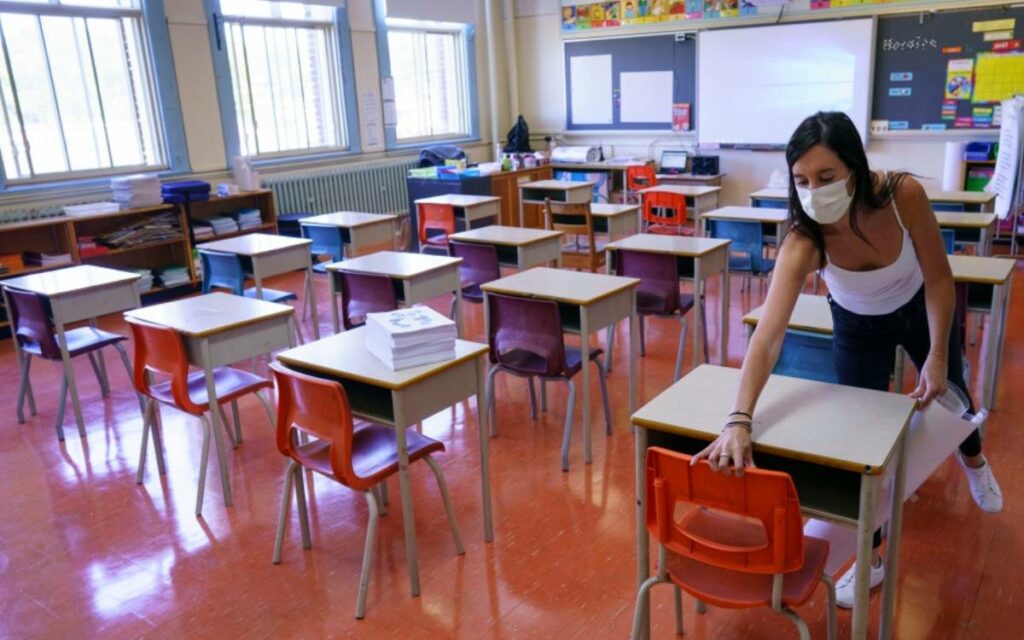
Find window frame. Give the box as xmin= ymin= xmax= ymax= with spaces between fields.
xmin=0 ymin=0 xmax=189 ymax=193
xmin=373 ymin=2 xmax=479 ymax=151
xmin=206 ymin=0 xmax=360 ymax=168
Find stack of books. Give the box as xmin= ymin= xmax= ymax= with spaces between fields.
xmin=208 ymin=216 xmax=240 ymax=235
xmin=76 ymin=235 xmax=109 ymax=258
xmin=111 ymin=175 xmax=162 ymax=209
xmin=22 ymin=251 xmax=71 ymax=267
xmin=95 ymin=212 xmax=182 ymax=248
xmin=155 ymin=265 xmax=191 ymax=288
xmin=126 ymin=268 xmax=154 ymax=293
xmin=64 ymin=202 xmax=120 ymax=217
xmin=235 ymin=208 xmax=262 ymax=230
xmin=192 ymin=220 xmax=215 ymax=240
xmin=365 ymin=307 xmax=457 ymax=371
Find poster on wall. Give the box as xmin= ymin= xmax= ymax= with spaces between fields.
xmin=945 ymin=59 xmax=974 ymax=100
xmin=672 ymin=103 xmax=691 ymax=131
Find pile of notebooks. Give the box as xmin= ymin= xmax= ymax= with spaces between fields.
xmin=365 ymin=307 xmax=457 ymax=371
xmin=235 ymin=208 xmax=262 ymax=230
xmin=111 ymin=175 xmax=162 ymax=209
xmin=162 ymin=180 xmax=211 ymax=205
xmin=125 ymin=268 xmax=155 ymax=293
xmin=95 ymin=212 xmax=182 ymax=248
xmin=155 ymin=265 xmax=191 ymax=288
xmin=22 ymin=251 xmax=71 ymax=267
xmin=206 ymin=216 xmax=240 ymax=236
xmin=64 ymin=202 xmax=120 ymax=217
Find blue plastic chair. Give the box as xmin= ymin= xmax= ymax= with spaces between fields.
xmin=707 ymin=219 xmax=775 ymax=291
xmin=300 ymin=223 xmax=346 ymax=320
xmin=772 ymin=331 xmax=837 ymax=384
xmin=941 ymin=229 xmax=956 ymax=254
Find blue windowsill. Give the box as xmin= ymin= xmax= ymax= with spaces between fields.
xmin=387 ymin=136 xmax=482 ymax=152
xmin=0 ymin=167 xmax=193 ymax=199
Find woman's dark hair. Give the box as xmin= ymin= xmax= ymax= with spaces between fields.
xmin=786 ymin=111 xmax=910 ymax=266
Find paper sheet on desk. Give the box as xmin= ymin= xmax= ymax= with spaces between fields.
xmin=805 ymin=402 xmax=978 ymax=576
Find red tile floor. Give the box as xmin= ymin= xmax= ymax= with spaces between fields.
xmin=0 ymin=260 xmax=1021 ymax=639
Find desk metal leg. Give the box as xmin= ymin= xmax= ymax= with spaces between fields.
xmin=692 ymin=263 xmax=705 ymax=368
xmin=305 ymin=263 xmax=320 ymax=340
xmin=635 ymin=425 xmax=650 ymax=640
xmin=992 ymin=282 xmax=1012 ymax=405
xmin=518 ymin=195 xmax=525 ymax=228
xmin=52 ymin=306 xmax=86 ymax=437
xmin=581 ymin=306 xmax=592 ymax=465
xmin=391 ymin=392 xmax=421 ymax=596
xmin=253 ymin=261 xmax=265 ymax=301
xmin=721 ymin=256 xmax=730 ymax=366
xmin=88 ymin=317 xmax=111 ymax=396
xmin=880 ymin=432 xmax=908 ymax=640
xmin=476 ymin=356 xmax=494 ymax=542
xmin=852 ymin=474 xmax=877 ymax=640
xmin=983 ymin=283 xmax=1008 ymax=409
xmin=329 ymin=271 xmax=341 ymax=333
xmin=629 ymin=289 xmax=638 ymax=417
xmin=454 ymin=283 xmax=464 ymax=338
xmin=201 ymin=338 xmax=233 ymax=509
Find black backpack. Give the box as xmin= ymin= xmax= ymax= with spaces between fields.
xmin=503 ymin=116 xmax=533 ymax=153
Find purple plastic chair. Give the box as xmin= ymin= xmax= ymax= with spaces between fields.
xmin=484 ymin=292 xmax=612 ymax=471
xmin=6 ymin=287 xmax=137 ymax=441
xmin=606 ymin=249 xmax=708 ymax=381
xmin=338 ymin=271 xmax=398 ymax=330
xmin=448 ymin=240 xmax=501 ymax=315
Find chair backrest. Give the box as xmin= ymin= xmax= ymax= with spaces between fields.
xmin=338 ymin=271 xmax=398 ymax=330
xmin=5 ymin=288 xmax=61 ymax=359
xmin=752 ymin=199 xmax=788 ymax=210
xmin=125 ymin=317 xmax=201 ymax=414
xmin=708 ymin=219 xmax=768 ymax=274
xmin=270 ymin=362 xmax=365 ymax=488
xmin=645 ymin=447 xmax=805 ymax=576
xmin=301 ymin=224 xmax=345 ymax=262
xmin=545 ymin=199 xmax=601 ymax=266
xmin=417 ymin=202 xmax=456 ymax=245
xmin=642 ymin=191 xmax=687 ymax=227
xmin=486 ymin=292 xmax=567 ymax=376
xmin=626 ymin=165 xmax=658 ymax=192
xmin=940 ymin=229 xmax=956 ymax=255
xmin=615 ymin=249 xmax=680 ymax=314
xmin=199 ymin=250 xmax=245 ymax=295
xmin=931 ymin=202 xmax=966 ymax=213
xmin=449 ymin=240 xmax=501 ymax=289
xmin=772 ymin=331 xmax=837 ymax=384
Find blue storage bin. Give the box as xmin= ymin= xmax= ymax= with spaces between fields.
xmin=964 ymin=142 xmax=994 ymax=162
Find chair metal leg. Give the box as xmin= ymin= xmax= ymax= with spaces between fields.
xmin=606 ymin=324 xmax=616 ymax=373
xmin=151 ymin=403 xmax=167 ymax=475
xmin=16 ymin=353 xmax=31 ymax=424
xmin=206 ymin=410 xmax=233 ymax=510
xmin=696 ymin=599 xmax=707 ymax=614
xmin=231 ymin=400 xmax=243 ymax=445
xmin=301 ymin=273 xmax=311 ymax=322
xmin=112 ymin=343 xmax=146 ymax=418
xmin=136 ymin=399 xmax=155 ymax=484
xmin=701 ymin=301 xmax=710 ymax=364
xmin=218 ymin=404 xmax=238 ymax=448
xmin=673 ymin=585 xmax=684 ymax=635
xmin=370 ymin=485 xmax=388 ymax=516
xmin=638 ymin=315 xmax=646 ymax=356
xmin=821 ymin=574 xmax=838 ymax=640
xmin=527 ymin=377 xmax=538 ymax=420
xmin=448 ymin=294 xmax=457 ymax=320
xmin=256 ymin=389 xmax=276 ymax=431
xmin=423 ymin=455 xmax=465 ymax=555
xmin=561 ymin=378 xmax=576 ymax=472
xmin=55 ymin=373 xmax=69 ymax=441
xmin=674 ymin=316 xmax=688 ymax=381
xmin=272 ymin=460 xmax=298 ymax=564
xmin=293 ymin=311 xmax=305 ymax=345
xmin=196 ymin=414 xmax=213 ymax=516
xmin=779 ymin=608 xmax=811 ymax=640
xmin=630 ymin=575 xmax=665 ymax=640
xmin=485 ymin=365 xmax=500 ymax=437
xmin=87 ymin=352 xmax=110 ymax=398
xmin=293 ymin=464 xmax=312 ymax=550
xmin=356 ymin=490 xmax=379 ymax=619
xmin=379 ymin=480 xmax=389 ymax=506
xmin=595 ymin=356 xmax=612 ymax=436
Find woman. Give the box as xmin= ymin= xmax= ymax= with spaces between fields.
xmin=692 ymin=111 xmax=1002 ymax=607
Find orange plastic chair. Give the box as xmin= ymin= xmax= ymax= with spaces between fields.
xmin=269 ymin=362 xmax=464 ymax=619
xmin=642 ymin=190 xmax=692 ymax=236
xmin=127 ymin=318 xmax=274 ymax=516
xmin=417 ymin=202 xmax=456 ymax=253
xmin=630 ymin=447 xmax=836 ymax=640
xmin=626 ymin=164 xmax=658 ymax=203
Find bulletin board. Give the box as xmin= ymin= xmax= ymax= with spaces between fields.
xmin=563 ymin=34 xmax=696 ymax=130
xmin=872 ymin=6 xmax=1024 ymax=132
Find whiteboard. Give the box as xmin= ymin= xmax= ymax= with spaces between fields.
xmin=569 ymin=55 xmax=613 ymax=125
xmin=698 ymin=19 xmax=875 ymax=146
xmin=620 ymin=71 xmax=673 ymax=123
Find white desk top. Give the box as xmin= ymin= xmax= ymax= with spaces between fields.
xmin=328 ymin=251 xmax=461 ymax=279
xmin=639 ymin=184 xmax=721 ymax=197
xmin=632 ymin=364 xmax=915 ymax=474
xmin=449 ymin=226 xmax=563 ymax=247
xmin=413 ymin=194 xmax=501 ymax=208
xmin=198 ymin=233 xmax=311 ymax=256
xmin=934 ymin=212 xmax=997 ymax=228
xmin=277 ymin=327 xmax=488 ymax=391
xmin=657 ymin=173 xmax=726 ymax=181
xmin=300 ymin=212 xmax=397 ymax=228
xmin=949 ymin=255 xmax=1016 ymax=285
xmin=606 ymin=233 xmax=730 ymax=258
xmin=590 ymin=203 xmax=641 ymax=217
xmin=551 ymin=161 xmax=648 ymax=170
xmin=2 ymin=265 xmax=140 ymax=297
xmin=925 ymin=190 xmax=996 ymax=205
xmin=701 ymin=206 xmax=789 ymax=223
xmin=481 ymin=267 xmax=638 ymax=306
xmin=749 ymin=188 xmax=788 ymax=200
xmin=520 ymin=179 xmax=595 ymax=191
xmin=124 ymin=292 xmax=294 ymax=338
xmin=743 ymin=294 xmax=833 ymax=334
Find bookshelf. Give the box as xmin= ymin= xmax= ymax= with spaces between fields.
xmin=185 ymin=190 xmax=278 ymax=241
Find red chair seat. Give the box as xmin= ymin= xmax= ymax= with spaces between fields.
xmin=461 ymin=282 xmax=485 ymax=302
xmin=497 ymin=346 xmax=602 ymax=377
xmin=665 ymin=535 xmax=830 ymax=609
xmin=20 ymin=326 xmax=126 ymax=359
xmin=647 ymin=223 xmax=694 ymax=236
xmin=243 ymin=287 xmax=298 ymax=304
xmin=149 ymin=367 xmax=271 ymax=413
xmin=292 ymin=424 xmax=445 ymax=484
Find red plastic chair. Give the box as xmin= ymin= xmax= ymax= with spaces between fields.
xmin=626 ymin=164 xmax=658 ymax=203
xmin=417 ymin=202 xmax=456 ymax=253
xmin=630 ymin=447 xmax=837 ymax=640
xmin=606 ymin=249 xmax=708 ymax=380
xmin=6 ymin=287 xmax=137 ymax=441
xmin=642 ymin=190 xmax=692 ymax=236
xmin=269 ymin=362 xmax=464 ymax=619
xmin=484 ymin=292 xmax=612 ymax=471
xmin=127 ymin=318 xmax=274 ymax=516
xmin=338 ymin=271 xmax=399 ymax=330
xmin=449 ymin=240 xmax=501 ymax=304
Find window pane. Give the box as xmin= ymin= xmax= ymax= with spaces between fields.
xmin=388 ymin=27 xmax=469 ymax=140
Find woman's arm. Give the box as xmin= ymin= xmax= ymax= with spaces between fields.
xmin=899 ymin=177 xmax=955 ymax=406
xmin=692 ymin=231 xmax=819 ymax=475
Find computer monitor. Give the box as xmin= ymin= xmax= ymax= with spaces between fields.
xmin=660 ymin=150 xmax=688 ymax=174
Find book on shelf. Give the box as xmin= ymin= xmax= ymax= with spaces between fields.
xmin=364 ymin=307 xmax=457 ymax=371
xmin=125 ymin=268 xmax=155 ymax=292
xmin=22 ymin=251 xmax=72 ymax=267
xmin=95 ymin=212 xmax=183 ymax=249
xmin=154 ymin=265 xmax=191 ymax=288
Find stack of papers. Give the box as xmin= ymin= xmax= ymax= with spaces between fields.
xmin=192 ymin=220 xmax=215 ymax=240
xmin=365 ymin=307 xmax=457 ymax=371
xmin=96 ymin=212 xmax=182 ymax=248
xmin=22 ymin=251 xmax=71 ymax=267
xmin=111 ymin=175 xmax=162 ymax=209
xmin=235 ymin=208 xmax=262 ymax=230
xmin=155 ymin=265 xmax=191 ymax=288
xmin=126 ymin=268 xmax=154 ymax=292
xmin=64 ymin=202 xmax=120 ymax=217
xmin=208 ymin=216 xmax=239 ymax=235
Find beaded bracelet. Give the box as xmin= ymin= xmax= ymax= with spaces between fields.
xmin=728 ymin=411 xmax=753 ymax=420
xmin=722 ymin=420 xmax=752 ymax=434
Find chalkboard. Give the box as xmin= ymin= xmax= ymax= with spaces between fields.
xmin=873 ymin=7 xmax=1024 ymax=132
xmin=564 ymin=34 xmax=696 ymax=130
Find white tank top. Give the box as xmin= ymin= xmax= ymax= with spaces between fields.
xmin=821 ymin=191 xmax=924 ymax=316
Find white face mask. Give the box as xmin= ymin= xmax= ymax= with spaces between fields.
xmin=797 ymin=174 xmax=853 ymax=225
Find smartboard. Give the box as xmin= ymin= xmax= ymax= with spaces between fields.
xmin=698 ymin=19 xmax=875 ymax=146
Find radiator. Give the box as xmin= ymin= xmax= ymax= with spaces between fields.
xmin=264 ymin=159 xmax=417 ymax=216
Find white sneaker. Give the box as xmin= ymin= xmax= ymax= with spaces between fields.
xmin=835 ymin=559 xmax=885 ymax=609
xmin=957 ymin=453 xmax=1003 ymax=512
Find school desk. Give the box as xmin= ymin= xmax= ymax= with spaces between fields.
xmin=750 ymin=187 xmax=997 ymax=214
xmin=413 ymin=194 xmax=501 ymax=230
xmin=327 ymin=251 xmax=463 ymax=335
xmin=550 ymin=159 xmax=646 ymax=202
xmin=655 ymin=172 xmax=726 ymax=187
xmin=124 ymin=292 xmax=296 ymax=508
xmin=276 ymin=328 xmax=492 ymax=596
xmin=298 ymin=211 xmax=398 ymax=258
xmin=590 ymin=202 xmax=640 ymax=241
xmin=632 ymin=364 xmax=915 ymax=640
xmin=605 ymin=234 xmax=731 ymax=368
xmin=935 ymin=211 xmax=996 ymax=255
xmin=637 ymin=184 xmax=722 ymax=218
xmin=481 ymin=268 xmax=640 ymax=465
xmin=518 ymin=179 xmax=595 ymax=227
xmin=2 ymin=265 xmax=142 ymax=437
xmin=700 ymin=206 xmax=790 ymax=254
xmin=196 ymin=233 xmax=319 ymax=339
xmin=448 ymin=226 xmax=564 ymax=270
xmin=748 ymin=187 xmax=788 ymax=209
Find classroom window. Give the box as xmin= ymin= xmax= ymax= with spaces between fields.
xmin=0 ymin=0 xmax=167 ymax=184
xmin=386 ymin=20 xmax=471 ymax=141
xmin=219 ymin=0 xmax=347 ymax=158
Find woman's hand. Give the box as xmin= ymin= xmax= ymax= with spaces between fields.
xmin=910 ymin=353 xmax=949 ymax=408
xmin=691 ymin=426 xmax=755 ymax=476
